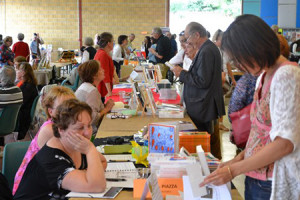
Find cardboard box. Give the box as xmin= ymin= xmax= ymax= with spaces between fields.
xmin=179 ymin=132 xmax=210 ymax=153
xmin=133 ymin=178 xmax=183 ymax=198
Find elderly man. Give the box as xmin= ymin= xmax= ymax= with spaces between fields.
xmin=172 ymin=22 xmax=225 ymax=159
xmin=12 ymin=33 xmax=30 ymax=62
xmin=127 ymin=33 xmax=135 ymax=52
xmin=0 ymin=66 xmax=23 ymax=145
xmin=149 ymin=27 xmax=172 ymax=64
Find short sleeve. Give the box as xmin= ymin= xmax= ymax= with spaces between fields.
xmin=42 ymin=151 xmax=75 ymax=189
xmin=269 ymin=65 xmax=300 ymax=151
xmin=86 ymin=88 xmax=104 ymax=125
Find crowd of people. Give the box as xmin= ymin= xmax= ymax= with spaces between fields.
xmin=0 ymin=13 xmax=299 ymax=200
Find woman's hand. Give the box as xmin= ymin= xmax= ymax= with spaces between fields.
xmin=66 ymin=132 xmax=94 ymax=155
xmin=200 ymin=166 xmax=233 ymax=187
xmin=104 ymin=99 xmax=115 ymax=112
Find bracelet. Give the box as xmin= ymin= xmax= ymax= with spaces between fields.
xmin=227 ymin=166 xmax=233 ymax=179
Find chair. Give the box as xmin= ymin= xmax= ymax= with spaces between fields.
xmin=61 ymin=74 xmax=80 ymax=91
xmin=28 ymin=95 xmax=41 ymax=139
xmin=2 ymin=141 xmax=31 ymax=190
xmin=0 ymin=104 xmax=22 ymax=138
xmin=61 ymin=64 xmax=80 ymax=91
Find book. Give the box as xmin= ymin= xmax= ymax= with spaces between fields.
xmin=148 ymin=122 xmax=180 ymax=154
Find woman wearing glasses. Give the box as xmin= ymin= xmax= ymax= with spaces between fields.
xmin=201 ymin=15 xmax=300 ymax=200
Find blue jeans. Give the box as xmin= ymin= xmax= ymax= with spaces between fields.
xmin=245 ymin=176 xmax=272 ymax=200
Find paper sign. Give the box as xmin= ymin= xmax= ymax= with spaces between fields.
xmin=141 ymin=173 xmax=163 ymax=200
xmin=186 ymin=164 xmax=207 ymax=197
xmin=134 ymin=178 xmax=183 ymax=198
xmin=130 ymin=70 xmax=139 ymax=80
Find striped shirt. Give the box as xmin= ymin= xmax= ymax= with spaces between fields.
xmin=0 ymin=86 xmax=23 ymax=107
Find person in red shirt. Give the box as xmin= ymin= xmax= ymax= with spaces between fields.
xmin=12 ymin=33 xmax=30 ymax=62
xmin=94 ymin=32 xmax=114 ymax=103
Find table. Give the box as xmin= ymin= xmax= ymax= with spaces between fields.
xmin=51 ymin=62 xmax=72 ymax=77
xmin=98 ymin=114 xmax=192 ymax=136
xmin=105 ymin=88 xmax=181 ymax=105
xmin=71 ymin=99 xmax=243 ymax=200
xmin=71 ymin=189 xmax=243 ymax=200
xmin=34 ymin=69 xmax=52 ymax=85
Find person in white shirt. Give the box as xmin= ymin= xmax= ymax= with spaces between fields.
xmin=169 ymin=31 xmax=192 ymax=70
xmin=81 ymin=37 xmax=97 ymax=63
xmin=112 ymin=35 xmax=128 ymax=77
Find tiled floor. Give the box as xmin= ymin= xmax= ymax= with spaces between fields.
xmin=221 ymin=99 xmax=245 ymax=199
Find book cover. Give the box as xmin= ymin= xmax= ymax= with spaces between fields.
xmin=148 ymin=122 xmax=179 ymax=153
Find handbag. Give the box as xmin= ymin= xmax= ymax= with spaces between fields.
xmin=229 ymin=103 xmax=252 ymax=148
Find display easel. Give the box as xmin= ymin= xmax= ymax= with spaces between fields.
xmin=131 ymin=82 xmax=156 ymax=117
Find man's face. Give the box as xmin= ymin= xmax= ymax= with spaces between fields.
xmin=129 ymin=35 xmax=135 ymax=42
xmin=151 ymin=30 xmax=159 ymax=39
xmin=166 ymin=32 xmax=172 ymax=39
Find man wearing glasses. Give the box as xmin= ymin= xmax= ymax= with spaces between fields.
xmin=172 ymin=22 xmax=225 ymax=159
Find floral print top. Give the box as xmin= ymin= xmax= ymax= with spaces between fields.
xmin=0 ymin=44 xmax=14 ymax=67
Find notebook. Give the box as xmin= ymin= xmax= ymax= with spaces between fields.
xmin=66 ymin=187 xmax=122 ymax=198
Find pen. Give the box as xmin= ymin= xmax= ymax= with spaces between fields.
xmin=109 ymin=160 xmax=131 ymax=162
xmin=106 ymin=178 xmax=127 ymax=182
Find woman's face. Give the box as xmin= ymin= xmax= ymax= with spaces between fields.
xmin=108 ymin=38 xmax=114 ymax=51
xmin=122 ymin=39 xmax=128 ymax=47
xmin=179 ymin=35 xmax=187 ymax=50
xmin=214 ymin=36 xmax=222 ymax=48
xmin=63 ymin=111 xmax=93 ymax=140
xmin=48 ymin=95 xmax=75 ymax=118
xmin=93 ymin=67 xmax=105 ymax=85
xmin=16 ymin=68 xmax=25 ymax=81
xmin=185 ymin=42 xmax=197 ymax=60
xmin=5 ymin=39 xmax=13 ymax=47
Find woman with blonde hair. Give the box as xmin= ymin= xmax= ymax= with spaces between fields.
xmin=13 ymin=86 xmax=76 ymax=194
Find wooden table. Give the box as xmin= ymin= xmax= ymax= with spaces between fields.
xmin=51 ymin=62 xmax=72 ymax=77
xmin=71 ymin=110 xmax=243 ymax=200
xmin=71 ymin=188 xmax=243 ymax=200
xmin=97 ymin=114 xmax=192 ymax=136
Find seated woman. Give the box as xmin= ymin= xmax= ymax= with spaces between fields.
xmin=14 ymin=99 xmax=107 ymax=199
xmin=13 ymin=86 xmax=76 ymax=194
xmin=75 ymin=60 xmax=114 ymax=132
xmin=15 ymin=62 xmax=38 ymax=140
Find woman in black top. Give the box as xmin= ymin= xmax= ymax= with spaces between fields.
xmin=14 ymin=99 xmax=106 ymax=200
xmin=15 ymin=62 xmax=38 ymax=139
xmin=144 ymin=36 xmax=151 ymax=58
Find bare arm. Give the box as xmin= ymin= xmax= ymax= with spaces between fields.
xmin=226 ymin=62 xmax=236 ymax=86
xmin=37 ymin=123 xmax=54 ymax=148
xmin=62 ymin=134 xmax=106 ymax=192
xmin=105 ymin=83 xmax=112 ymax=96
xmin=201 ymin=137 xmax=293 ymax=186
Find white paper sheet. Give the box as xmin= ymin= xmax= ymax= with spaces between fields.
xmin=106 ymin=162 xmax=136 ymax=172
xmin=186 ymin=164 xmax=207 ymax=197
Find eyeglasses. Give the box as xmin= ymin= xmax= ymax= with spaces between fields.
xmin=179 ymin=38 xmax=187 ymax=44
xmin=110 ymin=113 xmax=127 ymax=119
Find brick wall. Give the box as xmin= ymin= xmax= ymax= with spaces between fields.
xmin=0 ymin=0 xmax=166 ymax=57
